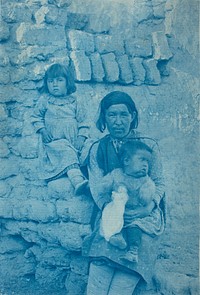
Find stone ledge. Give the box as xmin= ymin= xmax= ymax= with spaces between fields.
xmin=67 ymin=29 xmax=95 ymax=54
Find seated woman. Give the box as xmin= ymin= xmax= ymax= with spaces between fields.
xmin=82 ymin=91 xmax=165 ymax=295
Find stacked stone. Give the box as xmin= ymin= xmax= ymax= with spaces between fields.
xmin=0 ymin=1 xmax=92 ymax=294
xmin=67 ymin=28 xmax=172 ymax=86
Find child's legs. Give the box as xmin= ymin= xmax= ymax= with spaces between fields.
xmin=86 ymin=262 xmax=115 ymax=295
xmin=126 ymin=226 xmax=142 ymax=249
xmin=108 ymin=269 xmax=140 ymax=295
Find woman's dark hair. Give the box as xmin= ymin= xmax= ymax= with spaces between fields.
xmin=119 ymin=140 xmax=153 ymax=164
xmin=96 ymin=91 xmax=139 ymax=132
xmin=39 ymin=63 xmax=76 ymax=94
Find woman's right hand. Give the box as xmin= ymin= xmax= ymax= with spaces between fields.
xmin=39 ymin=128 xmax=53 ymax=143
xmin=124 ymin=201 xmax=155 ymax=223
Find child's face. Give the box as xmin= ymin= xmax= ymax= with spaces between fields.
xmin=123 ymin=149 xmax=151 ymax=178
xmin=47 ymin=76 xmax=67 ymax=97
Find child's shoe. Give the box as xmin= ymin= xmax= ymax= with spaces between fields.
xmin=120 ymin=246 xmax=139 ymax=263
xmin=109 ymin=233 xmax=127 ymax=250
xmin=74 ymin=179 xmax=88 ymax=196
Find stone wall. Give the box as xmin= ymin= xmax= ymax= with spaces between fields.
xmin=0 ymin=0 xmax=199 ymax=294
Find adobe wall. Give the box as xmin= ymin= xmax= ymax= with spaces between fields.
xmin=0 ymin=0 xmax=199 ymax=294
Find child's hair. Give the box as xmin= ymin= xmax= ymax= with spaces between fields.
xmin=39 ymin=63 xmax=76 ymax=94
xmin=119 ymin=140 xmax=153 ymax=164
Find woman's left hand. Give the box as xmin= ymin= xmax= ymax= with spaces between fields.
xmin=76 ymin=135 xmax=86 ymax=151
xmin=124 ymin=201 xmax=155 ymax=223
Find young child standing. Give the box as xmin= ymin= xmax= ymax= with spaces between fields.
xmin=32 ymin=63 xmax=89 ymax=195
xmin=98 ymin=141 xmax=164 ymax=263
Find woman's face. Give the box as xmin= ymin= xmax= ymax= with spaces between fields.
xmin=105 ymin=104 xmax=134 ymax=139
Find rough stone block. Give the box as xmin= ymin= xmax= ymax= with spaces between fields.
xmin=0 ymin=67 xmax=10 ymax=84
xmin=0 ymin=156 xmax=19 ymax=180
xmin=143 ymin=59 xmax=161 ymax=85
xmin=65 ymin=272 xmax=88 ymax=295
xmin=90 ymin=52 xmax=105 ymax=82
xmin=35 ymin=263 xmax=67 ymax=290
xmin=10 ymin=67 xmax=27 ymax=83
xmin=87 ymin=14 xmax=110 ymax=33
xmin=70 ymin=255 xmax=89 ymax=275
xmin=0 ymin=180 xmax=11 ymax=197
xmin=48 ymin=177 xmax=74 ymax=200
xmin=45 ymin=5 xmax=59 ymax=24
xmin=95 ymin=35 xmax=124 ymax=55
xmin=35 ymin=246 xmax=71 ymax=267
xmin=67 ymin=30 xmax=94 ymax=53
xmin=0 ymin=104 xmax=8 ymax=120
xmin=16 ymin=136 xmax=38 ymax=159
xmin=0 ymin=118 xmax=23 ymax=137
xmin=34 ymin=6 xmax=49 ymax=24
xmin=70 ymin=51 xmax=91 ymax=81
xmin=0 ymin=253 xmax=36 ymax=280
xmin=125 ymin=37 xmax=153 ymax=57
xmin=101 ymin=53 xmax=119 ymax=82
xmin=16 ymin=23 xmax=66 ymax=47
xmin=0 ymin=235 xmax=28 ymax=254
xmin=132 ymin=0 xmax=153 ymax=23
xmin=10 ymin=46 xmax=69 ymax=66
xmin=0 ymin=199 xmax=13 ymax=218
xmin=0 ymin=46 xmax=9 ymax=66
xmin=155 ymin=270 xmax=194 ymax=295
xmin=152 ymin=31 xmax=173 ymax=60
xmin=117 ymin=55 xmax=133 ymax=84
xmin=53 ymin=0 xmax=72 ymax=8
xmin=0 ymin=139 xmax=10 ymax=157
xmin=65 ymin=13 xmax=88 ymax=30
xmin=0 ymin=84 xmax=25 ymax=103
xmin=12 ymin=200 xmax=57 ymax=222
xmin=1 ymin=3 xmax=33 ymax=23
xmin=130 ymin=57 xmax=146 ymax=85
xmin=38 ymin=222 xmax=90 ymax=251
xmin=4 ymin=220 xmax=39 ymax=241
xmin=152 ymin=0 xmax=166 ymax=18
xmin=46 ymin=6 xmax=68 ymax=26
xmin=0 ymin=21 xmax=10 ymax=41
xmin=56 ymin=196 xmax=93 ymax=224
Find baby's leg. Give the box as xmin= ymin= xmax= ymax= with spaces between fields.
xmin=120 ymin=227 xmax=142 ymax=263
xmin=127 ymin=226 xmax=142 ymax=249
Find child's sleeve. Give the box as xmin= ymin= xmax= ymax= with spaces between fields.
xmin=31 ymin=96 xmax=47 ymax=133
xmin=75 ymin=97 xmax=90 ymax=138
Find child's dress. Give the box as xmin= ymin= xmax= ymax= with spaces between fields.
xmin=32 ymin=94 xmax=89 ymax=180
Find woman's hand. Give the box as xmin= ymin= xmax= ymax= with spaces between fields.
xmin=39 ymin=128 xmax=53 ymax=143
xmin=76 ymin=135 xmax=86 ymax=151
xmin=124 ymin=201 xmax=155 ymax=224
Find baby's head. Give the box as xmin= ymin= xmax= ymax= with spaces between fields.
xmin=40 ymin=63 xmax=76 ymax=96
xmin=119 ymin=141 xmax=153 ymax=178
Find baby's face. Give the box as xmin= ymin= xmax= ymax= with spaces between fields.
xmin=124 ymin=149 xmax=151 ymax=178
xmin=47 ymin=76 xmax=67 ymax=97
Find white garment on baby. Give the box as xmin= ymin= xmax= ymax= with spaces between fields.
xmin=100 ymin=186 xmax=129 ymax=241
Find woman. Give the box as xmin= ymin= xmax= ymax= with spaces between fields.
xmin=82 ymin=91 xmax=165 ymax=295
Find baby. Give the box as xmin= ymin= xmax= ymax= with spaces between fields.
xmin=32 ymin=63 xmax=89 ymax=195
xmin=99 ymin=140 xmax=156 ymax=263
